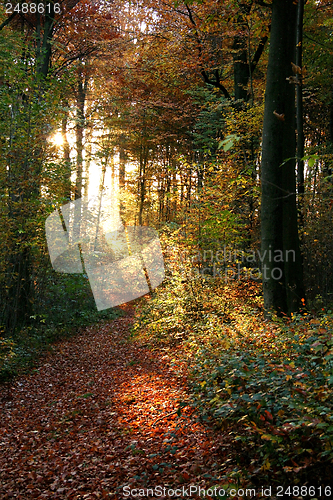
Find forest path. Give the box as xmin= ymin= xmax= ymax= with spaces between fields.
xmin=0 ymin=306 xmax=226 ymax=499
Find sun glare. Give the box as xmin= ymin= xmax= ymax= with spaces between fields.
xmin=52 ymin=132 xmax=64 ymax=147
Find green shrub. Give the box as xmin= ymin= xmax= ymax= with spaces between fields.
xmin=191 ymin=313 xmax=333 ymax=477
xmin=133 ymin=268 xmax=333 ymax=484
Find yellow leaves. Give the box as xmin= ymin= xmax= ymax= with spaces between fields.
xmin=286 ymin=375 xmax=293 ymax=381
xmin=224 ymin=380 xmax=233 ymax=396
xmin=209 ymin=395 xmax=221 ymax=406
xmin=310 ymin=319 xmax=320 ymax=325
xmin=262 ymin=457 xmax=271 ymax=470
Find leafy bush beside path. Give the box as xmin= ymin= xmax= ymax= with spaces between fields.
xmin=133 ymin=274 xmax=333 ymax=487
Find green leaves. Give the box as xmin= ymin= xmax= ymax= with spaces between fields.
xmin=304 ymin=154 xmax=319 ymax=168
xmin=194 ymin=314 xmax=333 ymax=474
xmin=218 ymin=134 xmax=240 ymax=152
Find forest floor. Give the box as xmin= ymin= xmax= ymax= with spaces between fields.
xmin=0 ymin=305 xmax=230 ymax=500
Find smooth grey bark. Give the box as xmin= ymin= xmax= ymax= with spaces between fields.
xmin=261 ymin=0 xmax=304 ymax=316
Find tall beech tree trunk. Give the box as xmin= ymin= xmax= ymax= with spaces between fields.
xmin=261 ymin=0 xmax=304 ymax=316
xmin=296 ymin=0 xmax=305 ymax=218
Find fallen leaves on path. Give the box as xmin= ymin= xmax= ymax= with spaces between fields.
xmin=0 ymin=308 xmax=227 ymax=499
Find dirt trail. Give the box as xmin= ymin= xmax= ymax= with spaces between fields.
xmin=0 ymin=307 xmax=225 ymax=499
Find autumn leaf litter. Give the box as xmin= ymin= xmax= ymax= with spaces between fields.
xmin=0 ymin=309 xmax=226 ymax=499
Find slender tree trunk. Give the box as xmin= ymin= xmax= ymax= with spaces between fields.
xmin=323 ymin=82 xmax=333 ymax=189
xmin=188 ymin=168 xmax=192 ymax=208
xmin=62 ymin=106 xmax=72 ymax=200
xmin=180 ymin=173 xmax=184 ymax=205
xmin=119 ymin=135 xmax=126 ymax=190
xmin=138 ymin=146 xmax=148 ymax=226
xmin=233 ymin=14 xmax=249 ymax=105
xmin=165 ymin=175 xmax=171 ymax=221
xmin=118 ymin=136 xmax=127 ymax=224
xmin=158 ymin=174 xmax=163 ymax=222
xmin=84 ymin=128 xmax=92 ymax=198
xmin=109 ymin=149 xmax=115 ymax=195
xmin=94 ymin=163 xmax=107 ymax=251
xmin=75 ymin=65 xmax=88 ymax=200
xmin=197 ymin=163 xmax=204 ymax=191
xmin=261 ymin=0 xmax=304 ymax=316
xmin=81 ymin=133 xmax=92 ymax=240
xmin=296 ymin=0 xmax=305 ymax=218
xmin=330 ymin=82 xmax=333 ymax=146
xmin=172 ymin=168 xmax=177 ymax=218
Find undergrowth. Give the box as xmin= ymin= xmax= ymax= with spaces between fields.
xmin=132 ymin=256 xmax=333 ymax=491
xmin=0 ymin=269 xmax=121 ymax=382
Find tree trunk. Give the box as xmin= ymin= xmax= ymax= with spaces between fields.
xmin=324 ymin=83 xmax=333 ymax=185
xmin=233 ymin=15 xmax=249 ymax=104
xmin=261 ymin=0 xmax=304 ymax=316
xmin=296 ymin=0 xmax=305 ymax=217
xmin=75 ymin=64 xmax=88 ymax=200
xmin=138 ymin=146 xmax=148 ymax=226
xmin=119 ymin=135 xmax=126 ymax=190
xmin=62 ymin=106 xmax=72 ymax=200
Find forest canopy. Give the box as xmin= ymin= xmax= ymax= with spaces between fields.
xmin=0 ymin=0 xmax=332 ymax=325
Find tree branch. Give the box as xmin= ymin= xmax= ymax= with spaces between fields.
xmin=0 ymin=12 xmax=17 ymax=31
xmin=250 ymin=32 xmax=269 ymax=74
xmin=185 ymin=3 xmax=231 ymax=100
xmin=201 ymin=69 xmax=231 ymax=100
